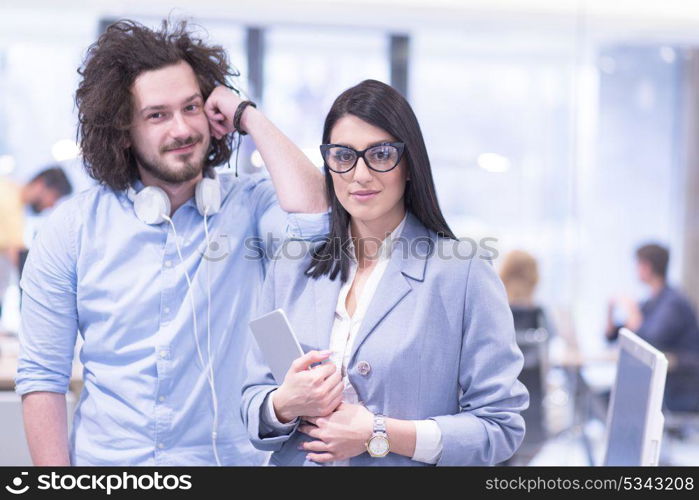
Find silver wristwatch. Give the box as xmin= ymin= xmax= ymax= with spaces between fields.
xmin=366 ymin=414 xmax=390 ymax=457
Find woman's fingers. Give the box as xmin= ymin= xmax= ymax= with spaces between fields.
xmin=298 ymin=424 xmax=322 ymax=439
xmin=325 ymin=382 xmax=344 ymax=411
xmin=306 ymin=452 xmax=335 ymax=463
xmin=291 ymin=350 xmax=332 ymax=372
xmin=298 ymin=440 xmax=329 ymax=453
xmin=328 ymin=392 xmax=344 ymax=412
xmin=318 ymin=368 xmax=341 ymax=394
xmin=312 ymin=361 xmax=337 ymax=382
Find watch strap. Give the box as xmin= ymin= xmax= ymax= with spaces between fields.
xmin=373 ymin=414 xmax=387 ymax=434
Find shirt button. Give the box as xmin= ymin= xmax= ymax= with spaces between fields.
xmin=164 ymin=307 xmax=171 ymax=314
xmin=165 ymin=260 xmax=173 ymax=268
xmin=159 ymin=351 xmax=167 ymax=359
xmin=159 ymin=396 xmax=165 ymax=402
xmin=158 ymin=443 xmax=165 ymax=449
xmin=357 ymin=360 xmax=371 ymax=376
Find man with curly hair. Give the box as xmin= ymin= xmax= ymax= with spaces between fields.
xmin=15 ymin=20 xmax=329 ymax=465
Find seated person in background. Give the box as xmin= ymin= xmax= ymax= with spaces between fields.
xmin=499 ymin=249 xmax=553 ymax=461
xmin=0 ymin=166 xmax=73 ymax=262
xmin=0 ymin=166 xmax=73 ymax=314
xmin=500 ymin=250 xmax=551 ymax=331
xmin=606 ymin=243 xmax=699 ymax=412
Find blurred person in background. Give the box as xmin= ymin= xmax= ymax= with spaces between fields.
xmin=0 ymin=166 xmax=72 ymax=316
xmin=499 ymin=249 xmax=553 ymax=463
xmin=606 ymin=243 xmax=699 ymax=412
xmin=501 ymin=250 xmax=543 ymax=325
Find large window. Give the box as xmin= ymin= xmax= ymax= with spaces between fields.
xmin=263 ymin=27 xmax=390 ymax=164
xmin=410 ymin=30 xmax=578 ymax=311
xmin=575 ymin=44 xmax=685 ymax=350
xmin=411 ymin=33 xmax=687 ymax=353
xmin=0 ymin=37 xmax=88 ymax=185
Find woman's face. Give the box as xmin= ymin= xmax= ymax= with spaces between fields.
xmin=327 ymin=114 xmax=408 ymax=225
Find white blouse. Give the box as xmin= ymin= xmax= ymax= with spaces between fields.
xmin=261 ymin=214 xmax=443 ymax=464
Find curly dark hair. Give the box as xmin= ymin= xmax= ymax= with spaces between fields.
xmin=75 ymin=19 xmax=238 ymax=190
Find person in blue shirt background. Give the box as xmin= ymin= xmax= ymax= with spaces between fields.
xmin=606 ymin=243 xmax=699 ymax=412
xmin=241 ymin=79 xmax=528 ymax=466
xmin=15 ymin=19 xmax=329 ymax=466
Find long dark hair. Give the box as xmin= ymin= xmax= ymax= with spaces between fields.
xmin=75 ymin=19 xmax=238 ymax=191
xmin=306 ymin=79 xmax=456 ymax=282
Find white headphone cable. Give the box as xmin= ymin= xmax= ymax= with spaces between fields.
xmin=163 ymin=215 xmax=208 ymax=378
xmin=163 ymin=213 xmax=221 ymax=466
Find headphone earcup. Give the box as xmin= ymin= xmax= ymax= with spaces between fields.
xmin=195 ymin=177 xmax=221 ymax=216
xmin=133 ymin=186 xmax=171 ymax=225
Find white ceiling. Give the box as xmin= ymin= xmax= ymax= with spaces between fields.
xmin=3 ymin=0 xmax=699 ymax=44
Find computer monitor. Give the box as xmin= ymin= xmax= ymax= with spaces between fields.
xmin=603 ymin=328 xmax=668 ymax=466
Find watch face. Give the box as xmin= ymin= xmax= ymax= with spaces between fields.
xmin=368 ymin=435 xmax=390 ymax=457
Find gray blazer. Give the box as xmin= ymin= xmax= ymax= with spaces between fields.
xmin=241 ymin=212 xmax=529 ymax=466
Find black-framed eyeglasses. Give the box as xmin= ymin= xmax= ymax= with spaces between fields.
xmin=320 ymin=142 xmax=405 ymax=173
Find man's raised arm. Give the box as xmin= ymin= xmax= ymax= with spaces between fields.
xmin=204 ymin=86 xmax=328 ymax=214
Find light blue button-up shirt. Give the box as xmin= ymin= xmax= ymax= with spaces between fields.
xmin=15 ymin=171 xmax=329 ymax=466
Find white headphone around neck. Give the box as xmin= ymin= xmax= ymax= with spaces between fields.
xmin=126 ymin=169 xmax=222 ymax=224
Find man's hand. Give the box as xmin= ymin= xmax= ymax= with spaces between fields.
xmin=204 ymin=86 xmax=245 ymax=140
xmin=297 ymin=402 xmax=374 ymax=463
xmin=616 ymin=294 xmax=643 ymax=332
xmin=204 ymin=85 xmax=327 ymax=213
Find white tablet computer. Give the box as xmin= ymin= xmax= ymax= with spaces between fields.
xmin=249 ymin=309 xmax=304 ymax=383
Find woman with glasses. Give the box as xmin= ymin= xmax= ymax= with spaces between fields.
xmin=241 ymin=80 xmax=528 ymax=466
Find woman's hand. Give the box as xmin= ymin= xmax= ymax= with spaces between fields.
xmin=272 ymin=350 xmax=344 ymax=424
xmin=297 ymin=402 xmax=374 ymax=463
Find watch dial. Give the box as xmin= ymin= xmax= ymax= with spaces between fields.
xmin=369 ymin=436 xmax=389 ymax=456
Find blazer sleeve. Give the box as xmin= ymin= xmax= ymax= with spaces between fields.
xmin=240 ymin=244 xmax=301 ymax=451
xmin=430 ymin=253 xmax=529 ymax=466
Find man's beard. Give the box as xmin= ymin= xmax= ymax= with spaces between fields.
xmin=132 ymin=134 xmax=209 ymax=184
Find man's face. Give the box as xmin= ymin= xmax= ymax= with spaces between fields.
xmin=636 ymin=258 xmax=653 ymax=284
xmin=23 ymin=180 xmax=60 ymax=214
xmin=128 ymin=60 xmax=211 ymax=184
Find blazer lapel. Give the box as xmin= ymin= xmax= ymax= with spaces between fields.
xmin=348 ymin=212 xmax=430 ymax=364
xmin=312 ymin=272 xmax=343 ymax=350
